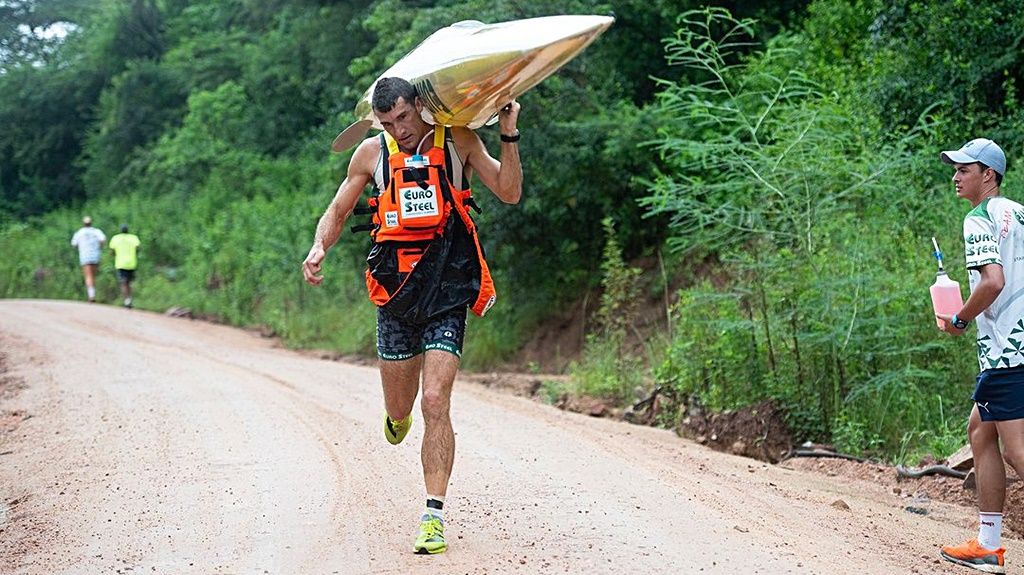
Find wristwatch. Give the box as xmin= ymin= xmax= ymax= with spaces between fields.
xmin=500 ymin=129 xmax=521 ymax=143
xmin=952 ymin=314 xmax=970 ymax=330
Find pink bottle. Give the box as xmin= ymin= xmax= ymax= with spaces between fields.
xmin=929 ymin=238 xmax=963 ymax=328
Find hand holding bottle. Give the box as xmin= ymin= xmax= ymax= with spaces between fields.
xmin=929 ymin=238 xmax=964 ymax=329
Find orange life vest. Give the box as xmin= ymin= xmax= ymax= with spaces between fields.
xmin=354 ymin=126 xmax=497 ymax=320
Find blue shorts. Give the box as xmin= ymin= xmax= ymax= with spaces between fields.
xmin=973 ymin=364 xmax=1024 ymax=421
xmin=375 ymin=306 xmax=467 ymax=361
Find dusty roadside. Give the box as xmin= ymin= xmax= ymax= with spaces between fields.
xmin=0 ymin=299 xmax=1002 ymax=574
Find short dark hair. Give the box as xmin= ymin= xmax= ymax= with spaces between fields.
xmin=372 ymin=77 xmax=417 ymax=113
xmin=978 ymin=162 xmax=1004 ymax=186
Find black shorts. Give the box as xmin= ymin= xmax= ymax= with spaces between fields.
xmin=973 ymin=364 xmax=1024 ymax=421
xmin=116 ymin=268 xmax=135 ymax=282
xmin=376 ymin=306 xmax=467 ymax=361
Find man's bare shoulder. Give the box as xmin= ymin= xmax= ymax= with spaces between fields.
xmin=448 ymin=126 xmax=481 ymax=144
xmin=354 ymin=134 xmax=383 ymax=155
xmin=348 ymin=135 xmax=384 ymax=174
xmin=448 ymin=126 xmax=486 ymax=164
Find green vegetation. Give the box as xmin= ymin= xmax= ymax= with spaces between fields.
xmin=571 ymin=218 xmax=646 ymax=402
xmin=2 ymin=0 xmax=1022 ymax=463
xmin=640 ymin=7 xmax=979 ymax=461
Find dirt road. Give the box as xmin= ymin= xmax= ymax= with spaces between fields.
xmin=0 ymin=300 xmax=995 ymax=574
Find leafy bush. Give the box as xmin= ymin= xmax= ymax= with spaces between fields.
xmin=640 ymin=8 xmax=977 ymax=458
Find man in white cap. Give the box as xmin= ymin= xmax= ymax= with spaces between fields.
xmin=936 ymin=137 xmax=1022 ymax=574
xmin=70 ymin=216 xmax=106 ymax=302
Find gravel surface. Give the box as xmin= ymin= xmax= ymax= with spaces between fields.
xmin=0 ymin=299 xmax=1000 ymax=574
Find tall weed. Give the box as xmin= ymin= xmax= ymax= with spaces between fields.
xmin=571 ymin=219 xmax=647 ymax=402
xmin=641 ymin=8 xmax=974 ymax=459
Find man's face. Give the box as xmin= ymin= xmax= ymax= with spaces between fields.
xmin=952 ymin=162 xmax=993 ymax=203
xmin=375 ymin=96 xmax=426 ymax=152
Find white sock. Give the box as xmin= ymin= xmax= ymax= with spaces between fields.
xmin=978 ymin=512 xmax=1003 ymax=549
xmin=87 ymin=287 xmax=95 ymax=298
xmin=125 ymin=297 xmax=132 ymax=306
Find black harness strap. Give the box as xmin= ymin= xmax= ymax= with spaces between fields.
xmin=380 ymin=133 xmax=391 ymax=191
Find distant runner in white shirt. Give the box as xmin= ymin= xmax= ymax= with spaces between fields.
xmin=70 ymin=216 xmax=106 ymax=302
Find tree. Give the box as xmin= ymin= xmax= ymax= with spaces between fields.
xmin=857 ymin=0 xmax=1024 ymax=145
xmin=0 ymin=64 xmax=96 ymax=216
xmin=81 ymin=59 xmax=187 ymax=195
xmin=0 ymin=0 xmax=87 ymax=69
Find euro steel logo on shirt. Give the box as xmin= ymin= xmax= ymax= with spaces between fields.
xmin=966 ymin=233 xmax=996 ymax=245
xmin=966 ymin=244 xmax=1000 ymax=257
xmin=400 ymin=185 xmax=439 ymax=220
xmin=965 ymin=232 xmax=999 ymax=259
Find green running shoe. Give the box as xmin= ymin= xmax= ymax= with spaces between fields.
xmin=384 ymin=413 xmax=412 ymax=445
xmin=414 ymin=512 xmax=446 ymax=554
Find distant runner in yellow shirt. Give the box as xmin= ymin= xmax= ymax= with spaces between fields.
xmin=108 ymin=224 xmax=140 ymax=308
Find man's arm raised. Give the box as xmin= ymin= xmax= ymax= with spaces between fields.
xmin=457 ymin=100 xmax=523 ymax=204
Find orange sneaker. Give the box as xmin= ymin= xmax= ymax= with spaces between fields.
xmin=940 ymin=538 xmax=1005 ymax=573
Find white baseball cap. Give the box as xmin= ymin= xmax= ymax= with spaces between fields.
xmin=941 ymin=138 xmax=1006 ymax=176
